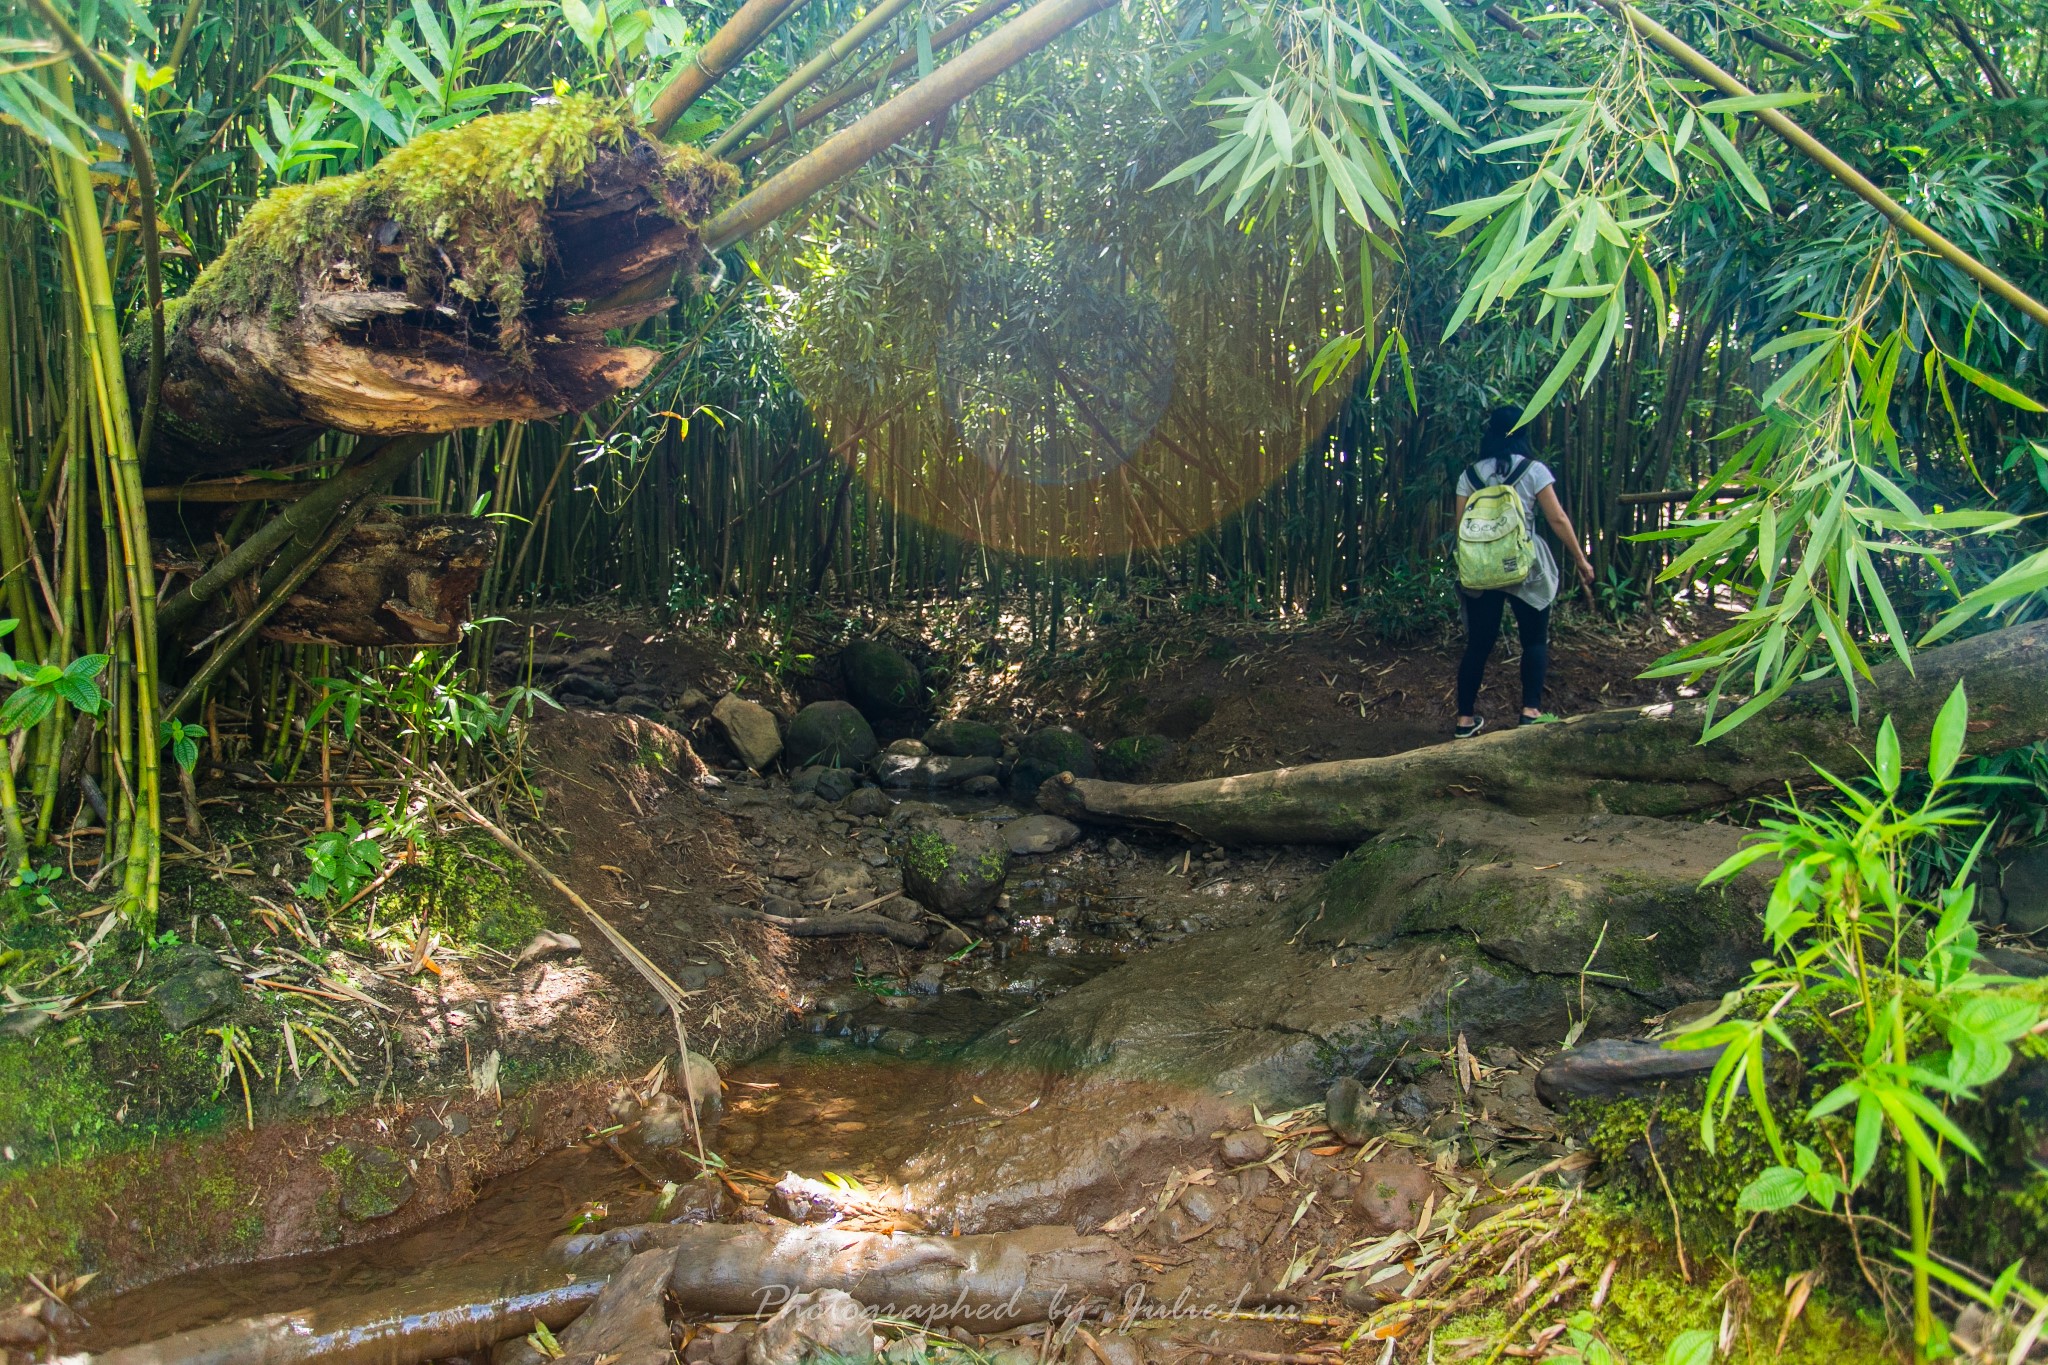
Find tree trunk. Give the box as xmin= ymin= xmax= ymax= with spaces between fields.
xmin=146 ymin=104 xmax=735 ymax=481
xmin=1040 ymin=620 xmax=2048 ymax=845
xmin=258 ymin=514 xmax=497 ymax=647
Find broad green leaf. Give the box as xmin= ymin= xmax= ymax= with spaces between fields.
xmin=1697 ymin=114 xmax=1770 ymax=210
xmin=1929 ymin=681 xmax=1968 ymax=781
xmin=1736 ymin=1165 xmax=1808 ymax=1212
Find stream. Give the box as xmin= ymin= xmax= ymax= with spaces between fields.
xmin=68 ymin=910 xmax=1136 ymax=1356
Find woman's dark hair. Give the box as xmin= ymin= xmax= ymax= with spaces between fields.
xmin=1480 ymin=405 xmax=1530 ymax=474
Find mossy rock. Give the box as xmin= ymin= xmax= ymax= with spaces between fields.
xmin=787 ymin=702 xmax=879 ymax=769
xmin=325 ymin=1141 xmax=417 ymax=1221
xmin=150 ymin=948 xmax=242 ymax=1032
xmin=898 ymin=818 xmax=1011 ymax=917
xmin=1012 ymin=725 xmax=1096 ymax=798
xmin=841 ymin=642 xmax=924 ymax=721
xmin=1100 ymin=734 xmax=1175 ymax=783
xmin=923 ymin=719 xmax=1004 ymax=759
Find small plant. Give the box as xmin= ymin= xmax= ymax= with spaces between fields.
xmin=1594 ymin=564 xmax=1645 ymax=617
xmin=0 ymin=620 xmax=108 ymax=874
xmin=1668 ymin=681 xmax=2037 ymax=1358
xmin=298 ymin=817 xmax=385 ymax=902
xmin=160 ymin=718 xmax=207 ymax=774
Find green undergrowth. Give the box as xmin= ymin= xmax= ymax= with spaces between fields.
xmin=1436 ymin=1204 xmax=1900 ymax=1362
xmin=168 ymin=93 xmax=735 ymax=351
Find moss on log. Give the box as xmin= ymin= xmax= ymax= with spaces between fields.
xmin=147 ymin=97 xmax=734 ymax=479
xmin=1041 ymin=619 xmax=2048 ymax=844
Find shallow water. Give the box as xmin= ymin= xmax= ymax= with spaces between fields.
xmin=72 ymin=922 xmax=1128 ymax=1354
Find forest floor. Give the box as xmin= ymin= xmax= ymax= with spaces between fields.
xmin=0 ymin=595 xmax=1918 ymax=1362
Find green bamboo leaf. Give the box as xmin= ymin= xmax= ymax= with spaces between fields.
xmin=1697 ymin=114 xmax=1771 ymax=210
xmin=1942 ymin=354 xmax=2047 ymax=412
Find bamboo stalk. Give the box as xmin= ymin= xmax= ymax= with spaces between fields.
xmin=699 ymin=0 xmax=1121 ymax=253
xmin=709 ymin=0 xmax=923 ymax=157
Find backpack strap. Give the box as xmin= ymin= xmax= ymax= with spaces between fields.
xmin=1464 ymin=463 xmax=1486 ymax=494
xmin=1502 ymin=456 xmax=1534 ymax=489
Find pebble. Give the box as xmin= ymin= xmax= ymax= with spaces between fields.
xmin=1219 ymin=1129 xmax=1272 ymax=1164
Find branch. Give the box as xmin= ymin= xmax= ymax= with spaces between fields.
xmin=700 ymin=0 xmax=1119 ymax=252
xmin=1593 ymin=0 xmax=2048 ymax=329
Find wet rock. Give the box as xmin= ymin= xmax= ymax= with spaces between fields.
xmin=331 ymin=1142 xmax=416 ymax=1220
xmin=800 ymin=860 xmax=876 ymax=907
xmin=1011 ymin=726 xmax=1096 ymax=797
xmin=795 ymin=766 xmax=858 ymax=803
xmin=786 ymin=702 xmax=879 ymax=770
xmin=842 ymin=642 xmax=924 ymax=721
xmin=1179 ymin=1185 xmax=1224 ymax=1224
xmin=1353 ymin=1160 xmax=1436 ymax=1233
xmin=884 ymin=738 xmax=930 ymax=758
xmin=844 ymin=786 xmax=892 ymax=818
xmin=1535 ymin=1037 xmax=1723 ymax=1106
xmin=713 ymin=695 xmax=783 ymax=771
xmin=1099 ymin=734 xmax=1175 ymax=783
xmin=0 ymin=1306 xmax=49 ymax=1348
xmin=1325 ymin=1076 xmax=1379 ymax=1144
xmin=1219 ymin=1129 xmax=1272 ymax=1164
xmin=1391 ymin=1086 xmax=1430 ymax=1123
xmin=899 ymin=818 xmax=1011 ymax=917
xmin=748 ymin=1289 xmax=874 ymax=1365
xmin=1998 ymin=845 xmax=2048 ymax=934
xmin=515 ymin=929 xmax=582 ymax=966
xmin=923 ymin=719 xmax=1005 ymax=759
xmin=960 ymin=775 xmax=1001 ymax=797
xmin=869 ymin=1027 xmax=919 ymax=1055
xmin=1003 ymin=815 xmax=1080 ymax=857
xmin=151 ymin=947 xmax=241 ymax=1031
xmin=676 ymin=687 xmax=710 ymax=711
xmin=877 ymin=753 xmax=1000 ymax=790
xmin=1105 ymin=838 xmax=1132 ymax=861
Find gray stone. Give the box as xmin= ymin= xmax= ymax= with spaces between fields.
xmin=874 ymin=1028 xmax=921 ymax=1055
xmin=555 ymin=1247 xmax=673 ymax=1365
xmin=713 ymin=695 xmax=783 ymax=771
xmin=1535 ymin=1037 xmax=1723 ymax=1107
xmin=1003 ymin=814 xmax=1080 ymax=856
xmin=841 ymin=642 xmax=924 ymax=721
xmin=1325 ymin=1076 xmax=1379 ymax=1144
xmin=1219 ymin=1129 xmax=1271 ymax=1164
xmin=151 ymin=947 xmax=241 ymax=1032
xmin=2000 ymin=845 xmax=2048 ymax=934
xmin=960 ymin=775 xmax=1001 ymax=797
xmin=884 ymin=738 xmax=930 ymax=757
xmin=748 ymin=1289 xmax=874 ymax=1365
xmin=844 ymin=786 xmax=892 ymax=818
xmin=898 ymin=818 xmax=1011 ymax=918
xmin=332 ymin=1143 xmax=416 ymax=1220
xmin=786 ymin=702 xmax=879 ymax=770
xmin=923 ymin=719 xmax=1005 ymax=758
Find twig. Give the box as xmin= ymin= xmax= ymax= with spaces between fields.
xmin=1644 ymin=1120 xmax=1691 ymax=1284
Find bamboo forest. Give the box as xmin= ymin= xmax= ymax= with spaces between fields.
xmin=7 ymin=0 xmax=2048 ymax=1356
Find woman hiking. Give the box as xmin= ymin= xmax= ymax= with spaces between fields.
xmin=1450 ymin=406 xmax=1595 ymax=738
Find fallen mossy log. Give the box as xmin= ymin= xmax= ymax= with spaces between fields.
xmin=258 ymin=513 xmax=497 ymax=646
xmin=146 ymin=96 xmax=734 ymax=480
xmin=663 ymin=1223 xmax=1133 ymax=1327
xmin=1041 ymin=619 xmax=2048 ymax=845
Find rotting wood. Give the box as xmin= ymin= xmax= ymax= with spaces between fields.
xmin=259 ymin=514 xmax=497 ymax=648
xmin=663 ymin=1223 xmax=1135 ymax=1327
xmin=145 ymin=102 xmax=735 ymax=480
xmin=1040 ymin=620 xmax=2048 ymax=845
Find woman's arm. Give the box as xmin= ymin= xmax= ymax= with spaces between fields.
xmin=1535 ymin=485 xmax=1596 ymax=586
xmin=1453 ymin=494 xmax=1468 ymax=522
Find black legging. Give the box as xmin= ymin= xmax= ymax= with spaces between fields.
xmin=1456 ymin=590 xmax=1550 ymax=716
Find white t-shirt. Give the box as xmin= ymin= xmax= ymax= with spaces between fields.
xmin=1456 ymin=456 xmax=1559 ymax=609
